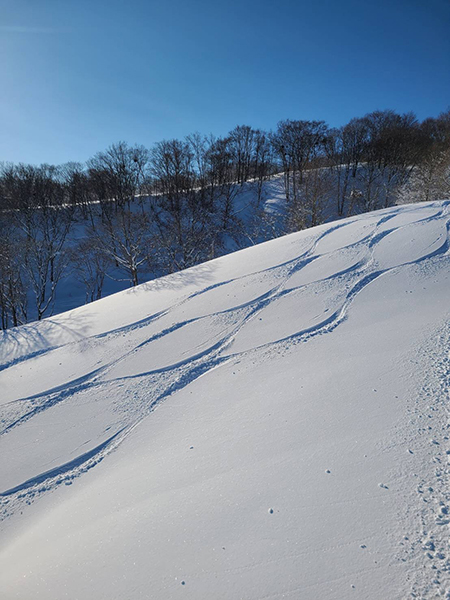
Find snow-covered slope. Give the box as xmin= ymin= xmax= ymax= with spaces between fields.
xmin=1 ymin=201 xmax=449 ymax=600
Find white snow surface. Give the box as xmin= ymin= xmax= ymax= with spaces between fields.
xmin=1 ymin=201 xmax=450 ymax=599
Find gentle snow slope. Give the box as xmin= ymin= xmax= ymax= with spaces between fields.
xmin=1 ymin=202 xmax=449 ymax=600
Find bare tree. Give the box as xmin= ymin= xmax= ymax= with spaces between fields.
xmin=92 ymin=210 xmax=152 ymax=287
xmin=1 ymin=164 xmax=73 ymax=320
xmin=252 ymin=129 xmax=274 ymax=204
xmin=228 ymin=125 xmax=260 ymax=184
xmin=346 ymin=110 xmax=423 ymax=211
xmin=60 ymin=162 xmax=93 ymax=219
xmin=271 ymin=120 xmax=329 ymax=229
xmin=87 ymin=142 xmax=149 ymax=210
xmin=69 ymin=237 xmax=111 ymax=302
xmin=325 ymin=120 xmax=367 ymax=217
xmin=0 ymin=231 xmax=27 ymax=329
xmin=150 ymin=138 xmax=222 ymax=270
xmin=401 ymin=110 xmax=450 ymax=204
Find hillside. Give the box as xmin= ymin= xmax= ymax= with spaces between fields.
xmin=0 ymin=201 xmax=449 ymax=599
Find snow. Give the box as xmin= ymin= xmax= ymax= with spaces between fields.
xmin=1 ymin=201 xmax=449 ymax=599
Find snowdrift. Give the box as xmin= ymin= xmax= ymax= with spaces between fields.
xmin=1 ymin=201 xmax=449 ymax=599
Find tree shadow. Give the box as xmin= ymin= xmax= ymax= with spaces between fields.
xmin=128 ymin=260 xmax=219 ymax=294
xmin=0 ymin=310 xmax=95 ymax=370
xmin=0 ymin=260 xmax=220 ymax=370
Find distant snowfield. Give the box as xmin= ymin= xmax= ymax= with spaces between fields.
xmin=0 ymin=201 xmax=449 ymax=599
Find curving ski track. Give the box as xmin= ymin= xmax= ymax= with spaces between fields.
xmin=1 ymin=202 xmax=449 ymax=516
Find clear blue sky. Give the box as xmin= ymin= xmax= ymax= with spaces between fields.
xmin=1 ymin=0 xmax=449 ymax=165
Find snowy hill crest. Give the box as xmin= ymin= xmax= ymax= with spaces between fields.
xmin=0 ymin=201 xmax=449 ymax=599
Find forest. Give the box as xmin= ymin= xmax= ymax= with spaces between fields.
xmin=1 ymin=108 xmax=449 ymax=329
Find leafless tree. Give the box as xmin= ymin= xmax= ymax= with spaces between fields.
xmin=252 ymin=130 xmax=274 ymax=204
xmin=228 ymin=125 xmax=260 ymax=184
xmin=60 ymin=162 xmax=93 ymax=220
xmin=271 ymin=120 xmax=329 ymax=229
xmin=397 ymin=111 xmax=450 ymax=204
xmin=1 ymin=164 xmax=73 ymax=320
xmin=87 ymin=142 xmax=149 ymax=212
xmin=69 ymin=237 xmax=111 ymax=302
xmin=325 ymin=120 xmax=367 ymax=217
xmin=150 ymin=138 xmax=224 ymax=270
xmin=272 ymin=120 xmax=328 ymax=191
xmin=92 ymin=209 xmax=152 ymax=287
xmin=0 ymin=231 xmax=27 ymax=329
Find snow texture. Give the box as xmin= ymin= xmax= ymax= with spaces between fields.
xmin=0 ymin=201 xmax=449 ymax=599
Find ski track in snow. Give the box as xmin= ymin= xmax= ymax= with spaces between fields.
xmin=1 ymin=202 xmax=450 ymax=527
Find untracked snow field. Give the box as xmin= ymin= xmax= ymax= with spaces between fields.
xmin=0 ymin=201 xmax=449 ymax=599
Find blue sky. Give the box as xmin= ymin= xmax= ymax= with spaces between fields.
xmin=1 ymin=0 xmax=449 ymax=165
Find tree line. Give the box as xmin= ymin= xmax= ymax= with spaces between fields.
xmin=0 ymin=109 xmax=449 ymax=329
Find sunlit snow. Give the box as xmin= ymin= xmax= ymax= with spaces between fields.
xmin=1 ymin=201 xmax=449 ymax=599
